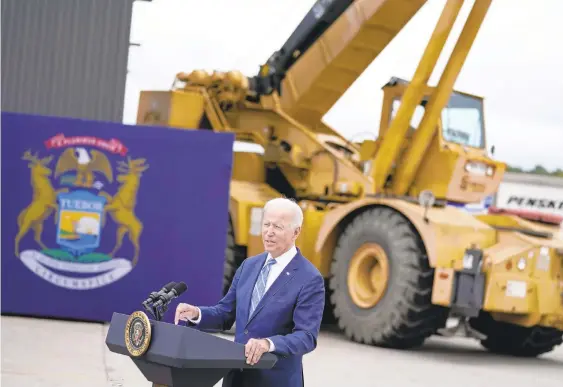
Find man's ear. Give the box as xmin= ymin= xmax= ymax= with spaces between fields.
xmin=294 ymin=226 xmax=301 ymax=238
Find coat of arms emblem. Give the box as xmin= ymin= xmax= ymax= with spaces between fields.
xmin=14 ymin=134 xmax=149 ymax=290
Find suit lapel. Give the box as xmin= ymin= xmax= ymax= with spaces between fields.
xmin=245 ymin=252 xmax=301 ymax=328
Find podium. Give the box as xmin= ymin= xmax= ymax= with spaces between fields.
xmin=105 ymin=312 xmax=277 ymax=387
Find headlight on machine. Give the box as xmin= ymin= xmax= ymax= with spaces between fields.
xmin=464 ymin=161 xmax=494 ymax=176
xmin=486 ymin=166 xmax=494 ymax=176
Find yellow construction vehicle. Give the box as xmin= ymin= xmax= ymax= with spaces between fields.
xmin=137 ymin=0 xmax=563 ymax=356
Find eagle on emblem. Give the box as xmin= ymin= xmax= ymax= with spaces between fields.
xmin=55 ymin=147 xmax=113 ymax=188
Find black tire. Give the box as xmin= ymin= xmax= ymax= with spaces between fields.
xmin=329 ymin=206 xmax=449 ymax=349
xmin=223 ymin=220 xmax=246 ymax=296
xmin=469 ymin=312 xmax=563 ymax=357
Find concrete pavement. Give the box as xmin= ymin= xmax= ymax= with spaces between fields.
xmin=1 ymin=315 xmax=562 ymax=386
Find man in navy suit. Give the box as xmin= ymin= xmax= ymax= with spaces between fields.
xmin=175 ymin=197 xmax=326 ymax=387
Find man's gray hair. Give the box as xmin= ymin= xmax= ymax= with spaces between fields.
xmin=263 ymin=197 xmax=303 ymax=229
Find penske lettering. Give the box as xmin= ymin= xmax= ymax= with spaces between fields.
xmin=507 ymin=196 xmax=563 ymax=210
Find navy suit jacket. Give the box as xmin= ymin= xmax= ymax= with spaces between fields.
xmin=192 ymin=248 xmax=325 ymax=387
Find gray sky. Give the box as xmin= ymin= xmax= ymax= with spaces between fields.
xmin=123 ymin=0 xmax=563 ymax=171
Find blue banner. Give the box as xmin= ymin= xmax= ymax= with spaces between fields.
xmin=1 ymin=112 xmax=234 ymax=323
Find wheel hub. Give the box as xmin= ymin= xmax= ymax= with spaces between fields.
xmin=347 ymin=243 xmax=390 ymax=309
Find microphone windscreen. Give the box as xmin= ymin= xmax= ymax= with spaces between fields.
xmin=163 ymin=281 xmax=176 ymax=291
xmin=173 ymin=282 xmax=188 ymax=295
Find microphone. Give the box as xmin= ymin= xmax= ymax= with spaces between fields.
xmin=142 ymin=281 xmax=176 ymax=307
xmin=152 ymin=282 xmax=188 ymax=310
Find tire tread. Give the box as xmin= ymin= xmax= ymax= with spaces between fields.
xmin=329 ymin=206 xmax=448 ymax=349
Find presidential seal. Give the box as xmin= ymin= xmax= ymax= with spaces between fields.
xmin=124 ymin=311 xmax=152 ymax=357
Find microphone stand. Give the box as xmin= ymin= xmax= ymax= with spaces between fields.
xmin=142 ymin=296 xmax=172 ymax=321
xmin=142 ymin=299 xmax=165 ymax=321
xmin=141 ymin=282 xmax=187 ymax=322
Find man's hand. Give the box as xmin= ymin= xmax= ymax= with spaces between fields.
xmin=244 ymin=338 xmax=270 ymax=365
xmin=175 ymin=303 xmax=199 ymax=325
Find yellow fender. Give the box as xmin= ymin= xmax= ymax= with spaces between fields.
xmin=313 ymin=196 xmax=495 ymax=272
xmin=313 ymin=198 xmax=436 ymax=269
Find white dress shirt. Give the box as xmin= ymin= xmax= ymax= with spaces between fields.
xmin=261 ymin=245 xmax=296 ymax=292
xmin=189 ymin=246 xmax=297 ymax=352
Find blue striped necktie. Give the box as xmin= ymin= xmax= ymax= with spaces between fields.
xmin=249 ymin=258 xmax=276 ymax=316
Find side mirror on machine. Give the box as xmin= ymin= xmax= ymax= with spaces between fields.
xmin=418 ymin=190 xmax=435 ymax=224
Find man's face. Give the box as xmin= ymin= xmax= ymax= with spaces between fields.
xmin=261 ymin=207 xmax=300 ymax=258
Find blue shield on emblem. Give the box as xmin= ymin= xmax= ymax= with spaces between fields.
xmin=56 ymin=190 xmax=107 ymax=256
